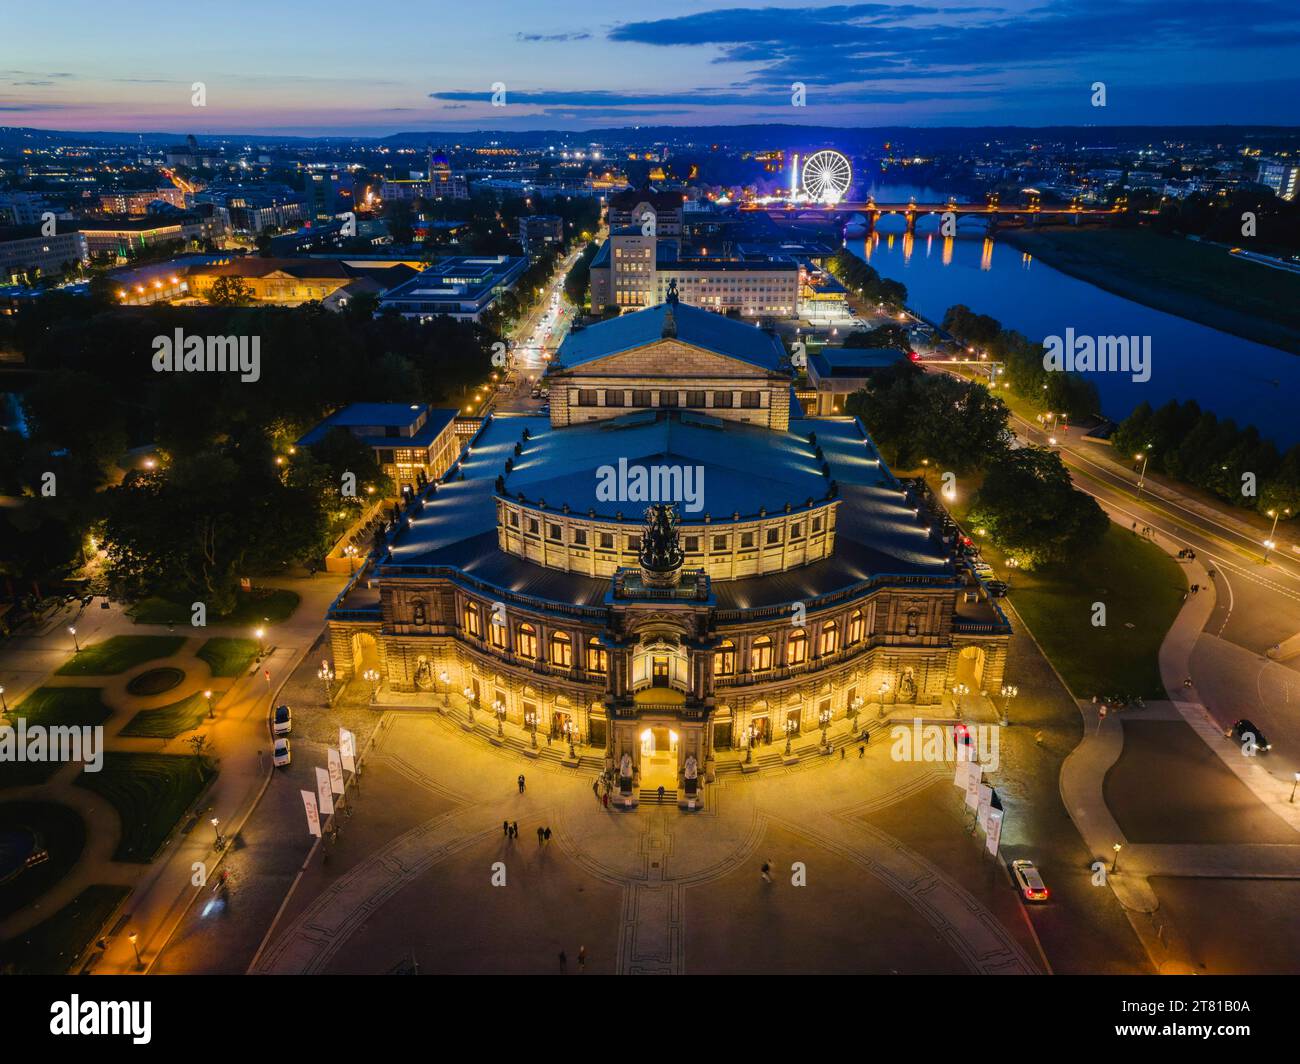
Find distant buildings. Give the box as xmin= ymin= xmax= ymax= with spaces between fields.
xmin=98 ymin=188 xmax=188 ymax=215
xmin=76 ymin=216 xmax=206 ymax=259
xmin=0 ymin=228 xmax=88 ymax=282
xmin=297 ymin=403 xmax=461 ymax=493
xmin=606 ymin=185 xmax=685 ymax=250
xmin=381 ymin=151 xmax=469 ymax=202
xmin=588 ymin=227 xmax=799 ymax=318
xmin=805 ymin=347 xmax=911 ymax=415
xmin=379 ymin=254 xmax=529 ymax=322
xmin=184 ymin=257 xmax=414 ymax=306
xmin=1258 ymin=159 xmax=1299 ymax=201
xmin=519 ymin=214 xmax=564 ymax=257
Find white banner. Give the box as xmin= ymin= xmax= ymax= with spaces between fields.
xmin=964 ymin=762 xmax=982 ymax=810
xmin=339 ymin=727 xmax=356 ymax=774
xmin=327 ymin=748 xmax=345 ymax=795
xmin=953 ymin=756 xmax=968 ymax=789
xmin=985 ymin=807 xmax=1004 ymax=857
xmin=301 ymin=789 xmax=321 ymax=837
xmin=977 ymin=783 xmax=993 ymax=832
xmin=316 ymin=766 xmax=334 ymax=815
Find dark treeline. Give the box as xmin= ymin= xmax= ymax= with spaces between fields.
xmin=941 ymin=304 xmax=1100 ymax=420
xmin=1113 ymin=399 xmax=1300 ymax=517
xmin=826 ymin=249 xmax=908 ymax=309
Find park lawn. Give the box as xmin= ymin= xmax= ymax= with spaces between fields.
xmin=0 ymin=688 xmax=114 ymax=788
xmin=128 ymin=588 xmax=300 ymax=627
xmin=56 ymin=635 xmax=185 ymax=676
xmin=1006 ymin=526 xmax=1186 ymax=699
xmin=0 ymin=802 xmax=88 ymax=921
xmin=943 ymin=480 xmax=1185 ymax=700
xmin=0 ymin=884 xmax=131 ymax=974
xmin=75 ymin=753 xmax=216 ymax=863
xmin=119 ymin=693 xmax=209 ymax=739
xmin=197 ymin=637 xmax=259 ymax=677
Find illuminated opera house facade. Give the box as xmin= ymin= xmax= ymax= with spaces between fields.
xmin=327 ymin=294 xmax=1010 ymax=795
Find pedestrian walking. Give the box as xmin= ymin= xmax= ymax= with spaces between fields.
xmin=657 ymin=784 xmax=665 ymax=803
xmin=558 ymin=950 xmax=567 ymax=974
xmin=537 ymin=826 xmax=545 ymax=845
xmin=602 ymin=792 xmax=609 ymax=809
xmin=592 ymin=779 xmax=600 ymax=801
xmin=760 ymin=861 xmax=772 ymax=883
xmin=518 ymin=774 xmax=526 ymax=793
xmin=840 ymin=746 xmax=845 ymax=759
xmin=578 ymin=946 xmax=586 ymax=972
xmin=503 ymin=820 xmax=509 ymax=838
xmin=859 ymin=745 xmax=865 ymax=758
xmin=511 ymin=821 xmax=518 ymax=839
xmin=544 ymin=826 xmax=552 ymax=843
xmin=1034 ymin=730 xmax=1044 ymax=745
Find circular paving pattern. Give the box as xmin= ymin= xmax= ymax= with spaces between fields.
xmin=126 ymin=667 xmax=186 ymax=697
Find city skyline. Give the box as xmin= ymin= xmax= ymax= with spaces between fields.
xmin=4 ymin=0 xmax=1300 ymax=135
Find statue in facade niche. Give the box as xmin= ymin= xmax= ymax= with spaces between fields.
xmin=684 ymin=755 xmax=698 ymax=780
xmin=620 ymin=752 xmax=633 ymax=779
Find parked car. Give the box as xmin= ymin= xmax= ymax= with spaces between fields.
xmin=1011 ymin=859 xmax=1050 ymax=902
xmin=272 ymin=737 xmax=292 ymax=767
xmin=985 ymin=580 xmax=1010 ymax=597
xmin=972 ymin=562 xmax=995 ymax=578
xmin=1229 ymin=718 xmax=1271 ymax=753
xmin=272 ymin=704 xmax=292 ymax=735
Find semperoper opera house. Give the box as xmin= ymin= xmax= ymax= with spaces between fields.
xmin=327 ymin=292 xmax=1010 ymax=804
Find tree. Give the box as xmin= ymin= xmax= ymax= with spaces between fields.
xmin=843 ymin=323 xmax=911 ymax=351
xmin=969 ymin=446 xmax=1109 ymax=568
xmin=206 ymin=276 xmax=253 ymax=306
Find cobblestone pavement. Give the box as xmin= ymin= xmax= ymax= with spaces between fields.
xmin=248 ymin=709 xmax=1047 ymax=975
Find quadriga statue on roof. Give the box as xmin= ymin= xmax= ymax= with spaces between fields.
xmin=639 ymin=503 xmax=685 ymax=588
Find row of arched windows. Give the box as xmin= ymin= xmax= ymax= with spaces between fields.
xmin=713 ymin=610 xmax=868 ymax=676
xmin=463 ymin=602 xmax=607 ymax=673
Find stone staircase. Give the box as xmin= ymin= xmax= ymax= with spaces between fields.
xmin=715 ymin=720 xmax=883 ymax=776
xmin=640 ymin=786 xmax=679 ymax=804
xmin=452 ymin=715 xmax=605 ymax=771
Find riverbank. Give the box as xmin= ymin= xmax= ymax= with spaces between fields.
xmin=999 ymin=227 xmax=1300 ymax=356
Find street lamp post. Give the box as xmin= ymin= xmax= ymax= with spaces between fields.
xmin=1264 ymin=508 xmax=1290 ymax=562
xmin=565 ymin=720 xmax=577 ymax=760
xmin=317 ymin=661 xmax=335 ymax=702
xmin=254 ymin=626 xmax=266 ymax=656
xmin=493 ymin=699 xmax=506 ymax=738
xmin=951 ymin=682 xmax=969 ymax=718
xmin=204 ymin=689 xmax=214 ymax=719
xmin=525 ymin=709 xmax=538 ymax=749
xmin=362 ymin=668 xmax=380 ymax=703
xmin=1111 ymin=842 xmax=1122 ymax=873
xmin=1291 ymin=772 xmax=1300 ymax=804
xmin=128 ymin=931 xmax=143 ymax=970
xmin=0 ymin=684 xmax=8 ymax=716
xmin=878 ymin=679 xmax=891 ymax=719
xmin=68 ymin=626 xmax=80 ymax=653
xmin=819 ymin=707 xmax=832 ymax=749
xmin=1134 ymin=452 xmax=1150 ymax=500
xmin=783 ymin=718 xmax=797 ymax=757
xmin=210 ymin=816 xmax=224 ymax=850
xmin=344 ymin=544 xmax=358 ymax=575
xmin=999 ymin=683 xmax=1018 ymax=727
xmin=463 ymin=686 xmax=476 ymax=724
xmin=439 ymin=670 xmax=450 ymax=707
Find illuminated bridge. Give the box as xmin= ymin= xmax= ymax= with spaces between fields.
xmin=744 ymin=193 xmax=1133 ymax=233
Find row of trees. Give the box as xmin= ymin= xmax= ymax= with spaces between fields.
xmin=846 ymin=360 xmax=1108 ymax=566
xmin=942 ymin=304 xmax=1100 ymax=419
xmin=1150 ymin=189 xmax=1300 ymax=253
xmin=0 ymin=290 xmax=495 ymax=605
xmin=1113 ymin=400 xmax=1300 ymax=516
xmin=825 ymin=248 xmax=908 ymax=309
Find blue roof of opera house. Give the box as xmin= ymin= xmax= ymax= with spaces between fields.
xmin=297 ymin=404 xmax=456 ymax=449
xmin=552 ymin=302 xmax=787 ymax=373
xmin=380 ymin=412 xmax=953 ymax=610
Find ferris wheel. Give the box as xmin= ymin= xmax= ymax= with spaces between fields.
xmin=801 ymin=150 xmax=852 ymax=204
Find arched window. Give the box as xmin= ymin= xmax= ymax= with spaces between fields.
xmin=787 ymin=629 xmax=807 ymax=666
xmin=586 ymin=637 xmax=608 ymax=674
xmin=550 ymin=631 xmax=572 ymax=667
xmin=489 ymin=611 xmax=507 ymax=649
xmin=412 ymin=600 xmax=426 ymax=626
xmin=847 ymin=609 xmax=864 ymax=646
xmin=714 ymin=639 xmax=736 ymax=676
xmin=819 ymin=620 xmax=838 ymax=657
xmin=750 ymin=635 xmax=773 ymax=672
xmin=517 ymin=623 xmax=538 ymax=659
xmin=463 ymin=602 xmax=481 ymax=638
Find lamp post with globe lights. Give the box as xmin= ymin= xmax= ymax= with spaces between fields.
xmin=439 ymin=669 xmax=450 ymax=707
xmin=525 ymin=708 xmax=538 ymax=749
xmin=68 ymin=626 xmax=80 ymax=653
xmin=493 ymin=699 xmax=507 ymax=738
xmin=783 ymin=718 xmax=797 ymax=757
xmin=204 ymin=689 xmax=214 ymax=719
xmin=819 ymin=707 xmax=833 ymax=751
xmin=362 ymin=668 xmax=380 ymax=703
xmin=317 ymin=661 xmax=335 ymax=702
xmin=952 ymin=682 xmax=969 ymax=718
xmin=878 ymin=679 xmax=891 ymax=719
xmin=463 ymin=686 xmax=476 ymax=724
xmin=999 ymin=683 xmax=1019 ymax=726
